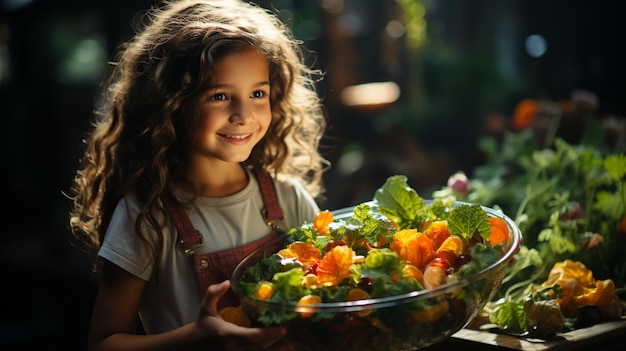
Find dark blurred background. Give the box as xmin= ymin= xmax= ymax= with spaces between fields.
xmin=1 ymin=0 xmax=624 ymax=349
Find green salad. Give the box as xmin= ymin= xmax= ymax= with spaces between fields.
xmin=234 ymin=175 xmax=514 ymax=327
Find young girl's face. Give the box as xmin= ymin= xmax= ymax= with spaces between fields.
xmin=192 ymin=47 xmax=272 ymax=166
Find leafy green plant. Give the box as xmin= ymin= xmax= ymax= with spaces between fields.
xmin=436 ymin=130 xmax=626 ymax=285
xmin=433 ymin=129 xmax=626 ymax=335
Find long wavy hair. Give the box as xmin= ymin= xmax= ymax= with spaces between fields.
xmin=68 ymin=0 xmax=328 ymax=272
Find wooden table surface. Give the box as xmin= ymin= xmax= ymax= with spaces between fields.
xmin=423 ymin=318 xmax=626 ymax=351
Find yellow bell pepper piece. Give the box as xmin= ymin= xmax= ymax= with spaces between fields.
xmin=541 ymin=260 xmax=622 ymax=319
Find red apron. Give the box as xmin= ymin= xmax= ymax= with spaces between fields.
xmin=164 ymin=167 xmax=285 ymax=309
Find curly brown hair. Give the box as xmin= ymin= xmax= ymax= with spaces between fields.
xmin=68 ymin=0 xmax=328 ymax=272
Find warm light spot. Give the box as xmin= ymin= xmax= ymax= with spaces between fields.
xmin=340 ymin=81 xmax=400 ymax=108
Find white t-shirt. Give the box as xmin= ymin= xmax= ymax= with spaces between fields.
xmin=98 ymin=169 xmax=320 ymax=334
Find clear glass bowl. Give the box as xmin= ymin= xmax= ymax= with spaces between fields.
xmin=231 ymin=201 xmax=522 ymax=351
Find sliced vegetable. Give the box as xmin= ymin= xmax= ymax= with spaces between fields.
xmin=255 ymin=282 xmax=273 ymax=301
xmin=487 ymin=217 xmax=509 ymax=247
xmin=347 ymin=288 xmax=373 ymax=316
xmin=390 ymin=229 xmax=436 ymax=270
xmin=296 ymin=295 xmax=322 ymax=318
xmin=424 ymin=221 xmax=451 ymax=250
xmin=402 ymin=264 xmax=424 ymax=283
xmin=423 ymin=264 xmax=447 ymax=289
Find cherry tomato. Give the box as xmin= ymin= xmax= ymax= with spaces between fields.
xmin=423 ymin=265 xmax=447 ymax=289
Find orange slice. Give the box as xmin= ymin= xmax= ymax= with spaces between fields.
xmin=402 ymin=264 xmax=424 ymax=283
xmin=255 ymin=282 xmax=273 ymax=301
xmin=219 ymin=306 xmax=251 ymax=327
xmin=347 ymin=288 xmax=373 ymax=317
xmin=487 ymin=217 xmax=509 ymax=247
xmin=296 ymin=295 xmax=322 ymax=318
xmin=390 ymin=229 xmax=436 ymax=270
xmin=423 ymin=221 xmax=451 ymax=250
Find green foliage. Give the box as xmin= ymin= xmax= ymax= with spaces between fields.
xmin=350 ymin=203 xmax=397 ymax=248
xmin=363 ymin=248 xmax=421 ymax=298
xmin=270 ymin=269 xmax=306 ymax=302
xmin=490 ymin=299 xmax=528 ymax=335
xmin=433 ymin=128 xmax=626 ymax=335
xmin=457 ymin=244 xmax=502 ymax=280
xmin=240 ymin=254 xmax=284 ymax=283
xmin=489 ymin=285 xmax=566 ymax=337
xmin=435 ymin=131 xmax=626 ymax=287
xmin=374 ymin=175 xmax=426 ymax=230
xmin=447 ymin=204 xmax=491 ymax=241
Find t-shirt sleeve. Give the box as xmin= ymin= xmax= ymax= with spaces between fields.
xmin=278 ymin=178 xmax=321 ymax=230
xmin=98 ymin=197 xmax=155 ymax=281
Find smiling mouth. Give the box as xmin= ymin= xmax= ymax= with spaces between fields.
xmin=219 ymin=133 xmax=251 ymax=139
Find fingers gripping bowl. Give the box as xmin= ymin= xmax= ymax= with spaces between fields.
xmin=232 ymin=177 xmax=522 ymax=351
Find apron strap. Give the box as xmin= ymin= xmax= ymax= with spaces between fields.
xmin=253 ymin=167 xmax=285 ymax=232
xmin=163 ymin=199 xmax=203 ymax=255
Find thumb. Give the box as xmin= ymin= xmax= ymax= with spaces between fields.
xmin=200 ymin=280 xmax=231 ymax=315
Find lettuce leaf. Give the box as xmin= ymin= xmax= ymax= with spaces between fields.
xmin=257 ymin=268 xmax=305 ymax=325
xmin=362 ymin=248 xmax=421 ymax=297
xmin=489 ymin=285 xmax=565 ymax=336
xmin=240 ymin=254 xmax=284 ymax=283
xmin=340 ymin=203 xmax=396 ymax=253
xmin=374 ymin=175 xmax=426 ymax=230
xmin=447 ymin=204 xmax=491 ymax=241
xmin=269 ymin=268 xmax=306 ymax=303
xmin=490 ymin=300 xmax=528 ymax=335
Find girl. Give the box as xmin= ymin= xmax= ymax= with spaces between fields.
xmin=68 ymin=0 xmax=328 ymax=350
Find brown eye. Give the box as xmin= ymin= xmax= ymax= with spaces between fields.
xmin=250 ymin=90 xmax=266 ymax=99
xmin=210 ymin=93 xmax=228 ymax=101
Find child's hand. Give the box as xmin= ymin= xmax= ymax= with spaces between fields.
xmin=197 ymin=281 xmax=293 ymax=351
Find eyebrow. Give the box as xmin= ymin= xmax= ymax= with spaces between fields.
xmin=208 ymin=81 xmax=270 ymax=90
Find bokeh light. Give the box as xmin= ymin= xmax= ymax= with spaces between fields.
xmin=525 ymin=34 xmax=547 ymax=58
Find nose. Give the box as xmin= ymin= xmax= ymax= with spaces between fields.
xmin=228 ymin=98 xmax=252 ymax=125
